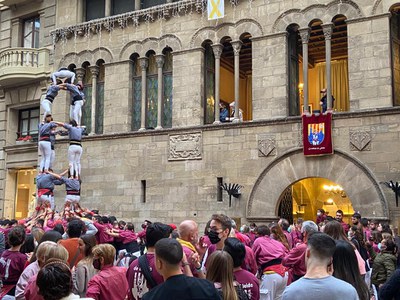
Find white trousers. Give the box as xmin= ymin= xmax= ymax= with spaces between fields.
xmin=38 ymin=195 xmax=54 ymax=209
xmin=68 ymin=144 xmax=83 ymax=177
xmin=41 ymin=99 xmax=52 ymax=121
xmin=70 ymin=100 xmax=84 ymax=126
xmin=50 ymin=149 xmax=55 ymax=169
xmin=260 ymin=272 xmax=288 ymax=300
xmin=39 ymin=141 xmax=52 ymax=171
xmin=65 ymin=195 xmax=80 ymax=203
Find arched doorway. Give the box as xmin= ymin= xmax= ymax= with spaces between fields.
xmin=247 ymin=148 xmax=388 ymax=222
xmin=278 ymin=177 xmax=354 ymax=225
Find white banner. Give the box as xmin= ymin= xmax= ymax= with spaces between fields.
xmin=208 ymin=0 xmax=224 ymax=20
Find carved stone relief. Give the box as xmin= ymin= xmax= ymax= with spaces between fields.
xmin=169 ymin=132 xmax=202 ymax=160
xmin=258 ymin=134 xmax=276 ymax=157
xmin=350 ymin=130 xmax=371 ymax=151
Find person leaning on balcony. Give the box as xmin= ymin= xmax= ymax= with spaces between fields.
xmin=319 ymin=88 xmax=335 ymax=113
xmin=52 ymin=67 xmax=76 ymax=85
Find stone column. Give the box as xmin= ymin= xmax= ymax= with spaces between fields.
xmin=212 ymin=44 xmax=223 ymax=124
xmin=89 ymin=66 xmax=99 ymax=134
xmin=77 ymin=0 xmax=84 ymax=23
xmin=155 ymin=55 xmax=165 ymax=130
xmin=139 ymin=57 xmax=148 ymax=131
xmin=231 ymin=40 xmax=242 ymax=122
xmin=135 ymin=0 xmax=141 ymax=10
xmin=299 ymin=28 xmax=311 ymax=113
xmin=322 ymin=23 xmax=334 ymax=112
xmin=105 ymin=0 xmax=111 ymax=17
xmin=75 ymin=67 xmax=85 ymax=82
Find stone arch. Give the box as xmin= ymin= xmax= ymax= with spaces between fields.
xmin=371 ymin=0 xmax=383 ymax=15
xmin=272 ymin=0 xmax=363 ymax=33
xmin=119 ymin=34 xmax=182 ymax=60
xmin=190 ymin=19 xmax=263 ymax=48
xmin=247 ymin=148 xmax=388 ymax=220
xmin=58 ymin=47 xmax=114 ymax=69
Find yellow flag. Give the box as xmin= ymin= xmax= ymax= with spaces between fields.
xmin=208 ymin=0 xmax=224 ymax=20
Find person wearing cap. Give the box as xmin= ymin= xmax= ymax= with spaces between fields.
xmin=319 ymin=88 xmax=335 ymax=113
xmin=38 ymin=114 xmax=59 ymax=173
xmin=41 ymin=81 xmax=61 ymax=122
xmin=59 ymin=82 xmax=85 ymax=126
xmin=52 ymin=67 xmax=76 ymax=85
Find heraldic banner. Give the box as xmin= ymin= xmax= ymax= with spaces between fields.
xmin=302 ymin=113 xmax=333 ymax=156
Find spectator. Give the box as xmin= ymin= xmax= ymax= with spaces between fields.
xmin=316 ymin=208 xmax=327 ymax=225
xmin=252 ymin=225 xmax=287 ymax=299
xmin=270 ymin=223 xmax=290 ymax=251
xmin=335 ymin=210 xmax=349 ymax=233
xmin=126 ymin=222 xmax=171 ymax=300
xmin=282 ymin=232 xmax=358 ymax=300
xmin=206 ymin=250 xmax=248 ymax=300
xmin=290 ymin=218 xmax=303 ymax=246
xmin=351 ymin=213 xmax=361 ymax=226
xmin=332 ymin=240 xmax=370 ymax=300
xmin=371 ymin=239 xmax=397 ymax=291
xmin=278 ymin=219 xmax=293 ymax=249
xmin=0 ymin=226 xmax=28 ymax=297
xmin=36 ymin=258 xmax=93 ymax=300
xmin=73 ymin=234 xmax=98 ymax=297
xmin=283 ymin=221 xmax=318 ymax=284
xmin=379 ymin=268 xmax=400 ymax=300
xmin=86 ymin=243 xmax=128 ymax=300
xmin=224 ymin=237 xmax=259 ymax=300
xmin=142 ymin=238 xmax=220 ymax=300
xmin=59 ymin=219 xmax=85 ymax=267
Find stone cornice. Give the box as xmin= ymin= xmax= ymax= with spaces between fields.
xmin=50 ymin=0 xmax=207 ymax=42
xmin=47 ymin=107 xmax=400 ymax=144
xmin=172 ymin=47 xmax=204 ymax=56
xmin=346 ymin=13 xmax=391 ymax=24
xmin=251 ymin=31 xmax=288 ymax=42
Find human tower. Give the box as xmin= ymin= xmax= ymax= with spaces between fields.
xmin=35 ymin=67 xmax=91 ymax=219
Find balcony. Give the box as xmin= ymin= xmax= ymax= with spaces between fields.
xmin=0 ymin=47 xmax=51 ymax=87
xmin=0 ymin=0 xmax=30 ymax=7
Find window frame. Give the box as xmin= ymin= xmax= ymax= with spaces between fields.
xmin=22 ymin=16 xmax=40 ymax=49
xmin=18 ymin=107 xmax=40 ymax=140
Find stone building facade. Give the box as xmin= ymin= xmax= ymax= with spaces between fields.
xmin=1 ymin=0 xmax=400 ymax=228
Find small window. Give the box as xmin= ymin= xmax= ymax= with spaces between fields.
xmin=217 ymin=177 xmax=223 ymax=202
xmin=141 ymin=180 xmax=146 ymax=203
xmin=18 ymin=107 xmax=39 ymax=140
xmin=112 ymin=0 xmax=135 ymax=15
xmin=23 ymin=16 xmax=40 ymax=48
xmin=85 ymin=0 xmax=105 ymax=21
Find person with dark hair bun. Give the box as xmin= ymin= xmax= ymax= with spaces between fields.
xmin=0 ymin=226 xmax=27 ymax=297
xmin=37 ymin=258 xmax=93 ymax=300
xmin=224 ymin=237 xmax=259 ymax=300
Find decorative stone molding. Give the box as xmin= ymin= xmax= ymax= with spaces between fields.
xmin=272 ymin=0 xmax=363 ymax=33
xmin=322 ymin=23 xmax=334 ymax=40
xmin=168 ymin=132 xmax=202 ymax=161
xmin=211 ymin=44 xmax=224 ymax=59
xmin=299 ymin=28 xmax=311 ymax=44
xmin=350 ymin=130 xmax=372 ymax=151
xmin=258 ymin=134 xmax=276 ymax=157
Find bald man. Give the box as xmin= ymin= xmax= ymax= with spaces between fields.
xmin=177 ymin=220 xmax=205 ymax=278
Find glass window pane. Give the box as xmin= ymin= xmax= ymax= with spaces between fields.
xmin=142 ymin=0 xmax=166 ymax=9
xmin=147 ymin=55 xmax=157 ymax=75
xmin=163 ymin=74 xmax=173 ymax=128
xmin=86 ymin=0 xmax=105 ymax=21
xmin=132 ymin=79 xmax=142 ymax=131
xmin=23 ymin=19 xmax=33 ymax=48
xmin=112 ymin=0 xmax=135 ymax=14
xmin=146 ymin=77 xmax=158 ymax=129
xmin=21 ymin=111 xmax=29 ymax=119
xmin=30 ymin=118 xmax=39 ymax=133
xmin=82 ymin=85 xmax=92 ymax=133
xmin=33 ymin=18 xmax=40 ymax=48
xmin=30 ymin=109 xmax=39 ymax=118
xmin=95 ymin=83 xmax=104 ymax=134
xmin=21 ymin=120 xmax=28 ymax=134
xmin=163 ymin=51 xmax=173 ymax=72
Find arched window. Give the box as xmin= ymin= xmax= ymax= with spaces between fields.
xmin=131 ymin=54 xmax=141 ymax=131
xmin=162 ymin=49 xmax=173 ymax=128
xmin=204 ymin=42 xmax=215 ymax=124
xmin=95 ymin=61 xmax=105 ymax=134
xmin=390 ymin=5 xmax=400 ymax=106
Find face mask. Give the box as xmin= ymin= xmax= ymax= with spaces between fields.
xmin=141 ymin=224 xmax=146 ymax=229
xmin=92 ymin=258 xmax=101 ymax=270
xmin=208 ymin=230 xmax=221 ymax=244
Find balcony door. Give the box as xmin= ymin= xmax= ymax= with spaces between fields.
xmin=23 ymin=16 xmax=40 ymax=49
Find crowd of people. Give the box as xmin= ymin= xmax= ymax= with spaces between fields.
xmin=0 ymin=210 xmax=398 ymax=300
